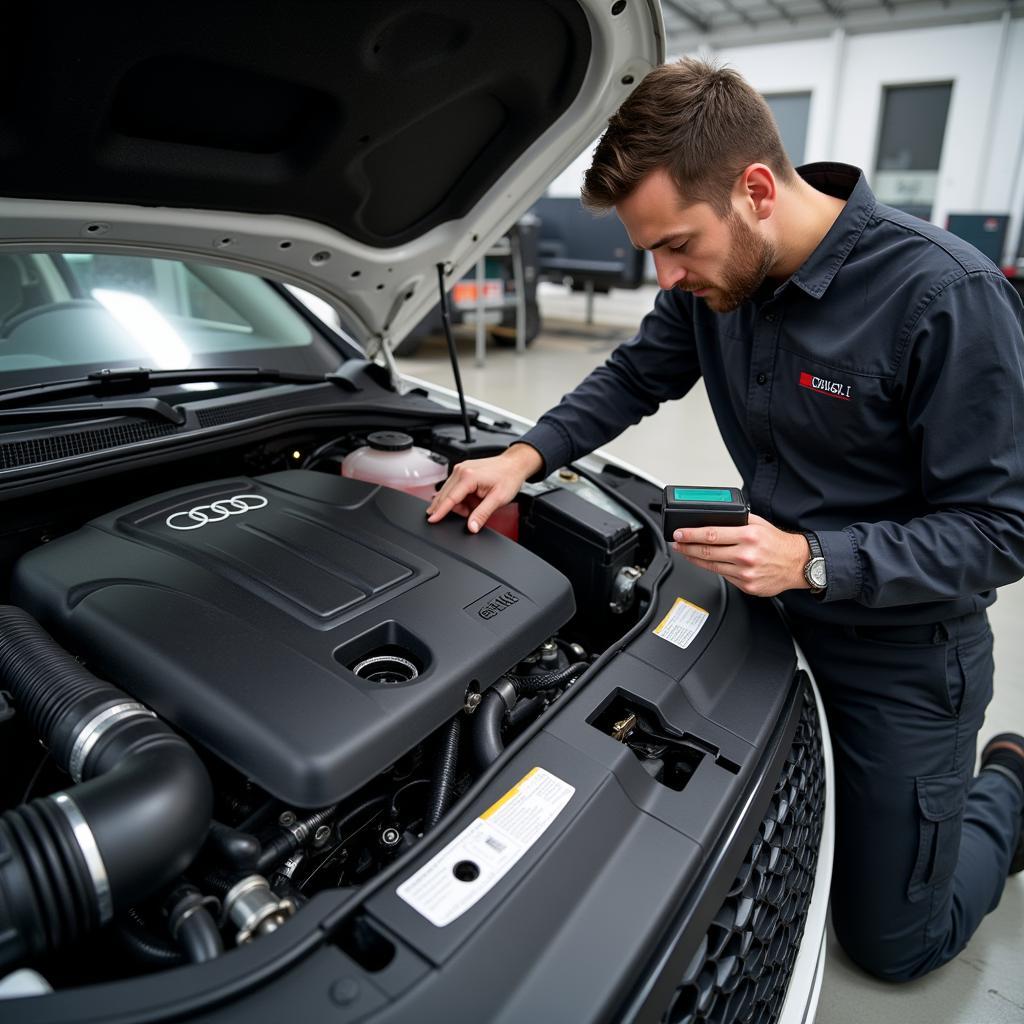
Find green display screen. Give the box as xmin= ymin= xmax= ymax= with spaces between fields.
xmin=672 ymin=488 xmax=734 ymax=503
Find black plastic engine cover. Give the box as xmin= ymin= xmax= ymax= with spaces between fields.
xmin=12 ymin=471 xmax=575 ymax=806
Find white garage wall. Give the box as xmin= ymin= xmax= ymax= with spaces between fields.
xmin=547 ymin=16 xmax=1024 ymax=264
xmin=708 ymin=36 xmax=839 ymax=163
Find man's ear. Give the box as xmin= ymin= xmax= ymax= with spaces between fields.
xmin=736 ymin=164 xmax=777 ymax=221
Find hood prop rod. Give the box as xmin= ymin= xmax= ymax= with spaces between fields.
xmin=436 ymin=263 xmax=473 ymax=443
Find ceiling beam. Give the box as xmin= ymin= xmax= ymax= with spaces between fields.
xmin=662 ymin=0 xmax=712 ymax=33
xmin=762 ymin=0 xmax=799 ymax=23
xmin=663 ymin=0 xmax=1020 ymax=53
xmin=719 ymin=0 xmax=760 ymax=27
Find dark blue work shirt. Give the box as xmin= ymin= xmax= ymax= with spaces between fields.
xmin=518 ymin=164 xmax=1024 ymax=626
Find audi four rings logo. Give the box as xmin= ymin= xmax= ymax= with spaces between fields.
xmin=165 ymin=494 xmax=268 ymax=531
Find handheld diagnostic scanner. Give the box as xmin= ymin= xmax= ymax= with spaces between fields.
xmin=662 ymin=486 xmax=748 ymax=540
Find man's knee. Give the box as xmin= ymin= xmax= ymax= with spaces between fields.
xmin=832 ymin=913 xmax=950 ymax=983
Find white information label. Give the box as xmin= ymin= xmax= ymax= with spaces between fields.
xmin=396 ymin=767 xmax=575 ymax=927
xmin=653 ymin=597 xmax=710 ymax=649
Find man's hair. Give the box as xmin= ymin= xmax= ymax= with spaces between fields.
xmin=582 ymin=58 xmax=796 ymax=216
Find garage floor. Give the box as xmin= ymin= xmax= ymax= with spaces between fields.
xmin=399 ymin=282 xmax=1024 ymax=1024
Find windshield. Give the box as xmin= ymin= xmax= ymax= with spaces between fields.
xmin=0 ymin=252 xmax=346 ymax=387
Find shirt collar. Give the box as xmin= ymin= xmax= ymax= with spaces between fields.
xmin=785 ymin=163 xmax=876 ymax=300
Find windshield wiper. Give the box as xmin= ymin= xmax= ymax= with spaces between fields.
xmin=0 ymin=397 xmax=187 ymax=426
xmin=0 ymin=367 xmax=331 ymax=410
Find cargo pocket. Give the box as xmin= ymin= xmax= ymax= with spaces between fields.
xmin=907 ymin=771 xmax=966 ymax=902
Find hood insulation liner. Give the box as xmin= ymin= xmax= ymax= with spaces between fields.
xmin=0 ymin=1 xmax=591 ymax=247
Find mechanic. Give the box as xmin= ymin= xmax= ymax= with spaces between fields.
xmin=426 ymin=58 xmax=1024 ymax=982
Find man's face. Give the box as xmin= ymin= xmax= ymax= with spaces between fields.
xmin=615 ymin=167 xmax=777 ymax=313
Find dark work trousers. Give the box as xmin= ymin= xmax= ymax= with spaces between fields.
xmin=785 ymin=609 xmax=1023 ymax=981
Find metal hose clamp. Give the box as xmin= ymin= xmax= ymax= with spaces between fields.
xmin=51 ymin=792 xmax=113 ymax=924
xmin=69 ymin=702 xmax=156 ymax=783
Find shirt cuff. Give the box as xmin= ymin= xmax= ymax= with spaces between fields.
xmin=515 ymin=421 xmax=574 ymax=482
xmin=816 ymin=528 xmax=862 ymax=603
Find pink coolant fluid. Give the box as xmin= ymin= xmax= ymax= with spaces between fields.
xmin=341 ymin=431 xmax=519 ymax=539
xmin=341 ymin=431 xmax=448 ymax=501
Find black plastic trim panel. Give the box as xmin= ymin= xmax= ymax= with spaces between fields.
xmin=658 ymin=682 xmax=825 ymax=1024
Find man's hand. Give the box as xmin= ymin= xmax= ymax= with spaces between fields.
xmin=426 ymin=443 xmax=543 ymax=534
xmin=672 ymin=514 xmax=810 ymax=597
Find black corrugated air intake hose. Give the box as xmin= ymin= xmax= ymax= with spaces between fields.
xmin=471 ymin=663 xmax=588 ymax=769
xmin=0 ymin=607 xmax=213 ymax=972
xmin=425 ymin=715 xmax=462 ymax=831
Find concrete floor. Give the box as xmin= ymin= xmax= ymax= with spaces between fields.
xmin=400 ymin=282 xmax=1024 ymax=1024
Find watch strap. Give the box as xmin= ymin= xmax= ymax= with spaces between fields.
xmin=802 ymin=531 xmax=827 ymax=597
xmin=803 ymin=531 xmax=823 ymax=561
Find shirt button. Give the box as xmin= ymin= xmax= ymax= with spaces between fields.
xmin=764 ymin=312 xmax=776 ymax=323
xmin=757 ymin=373 xmax=767 ymax=385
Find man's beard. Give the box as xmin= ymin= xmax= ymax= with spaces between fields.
xmin=682 ymin=214 xmax=777 ymax=313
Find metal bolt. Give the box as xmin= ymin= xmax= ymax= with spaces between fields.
xmin=278 ymin=811 xmax=297 ymax=827
xmin=464 ymin=690 xmax=482 ymax=714
xmin=313 ymin=825 xmax=332 ymax=848
xmin=380 ymin=827 xmax=401 ymax=848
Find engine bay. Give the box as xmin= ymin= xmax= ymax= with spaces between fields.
xmin=13 ymin=469 xmax=576 ymax=806
xmin=0 ymin=411 xmax=656 ymax=993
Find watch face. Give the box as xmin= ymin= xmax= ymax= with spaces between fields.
xmin=809 ymin=557 xmax=827 ymax=589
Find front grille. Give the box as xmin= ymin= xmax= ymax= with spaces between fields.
xmin=0 ymin=421 xmax=179 ymax=470
xmin=662 ymin=685 xmax=825 ymax=1024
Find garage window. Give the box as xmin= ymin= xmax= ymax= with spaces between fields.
xmin=873 ymin=82 xmax=953 ymax=221
xmin=763 ymin=92 xmax=811 ymax=167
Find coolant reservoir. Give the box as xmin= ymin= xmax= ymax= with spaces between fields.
xmin=341 ymin=431 xmax=448 ymax=501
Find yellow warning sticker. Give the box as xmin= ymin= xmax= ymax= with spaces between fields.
xmin=481 ymin=766 xmax=538 ymax=819
xmin=653 ymin=597 xmax=710 ymax=649
xmin=396 ymin=767 xmax=574 ymax=927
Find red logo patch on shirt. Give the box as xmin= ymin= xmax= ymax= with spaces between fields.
xmin=799 ymin=371 xmax=852 ymax=401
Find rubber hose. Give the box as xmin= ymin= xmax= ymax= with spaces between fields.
xmin=174 ymin=904 xmax=223 ymax=964
xmin=118 ymin=907 xmax=183 ymax=967
xmin=425 ymin=716 xmax=461 ymax=830
xmin=503 ymin=661 xmax=588 ymax=695
xmin=205 ymin=821 xmax=261 ymax=871
xmin=0 ymin=606 xmax=213 ymax=972
xmin=506 ymin=695 xmax=546 ymax=730
xmin=471 ymin=689 xmax=509 ymax=770
xmin=199 ymin=871 xmax=244 ymax=899
xmin=255 ymin=803 xmax=339 ymax=875
xmin=166 ymin=883 xmax=223 ymax=964
xmin=471 ymin=663 xmax=588 ymax=771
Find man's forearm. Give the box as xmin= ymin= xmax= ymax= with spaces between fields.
xmin=817 ymin=507 xmax=1024 ymax=606
xmin=518 ymin=288 xmax=701 ymax=474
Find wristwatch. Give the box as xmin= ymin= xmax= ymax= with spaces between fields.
xmin=802 ymin=532 xmax=827 ymax=595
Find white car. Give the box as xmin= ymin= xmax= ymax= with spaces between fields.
xmin=0 ymin=3 xmax=832 ymax=1022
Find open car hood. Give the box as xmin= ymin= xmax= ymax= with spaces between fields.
xmin=0 ymin=1 xmax=663 ymax=353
